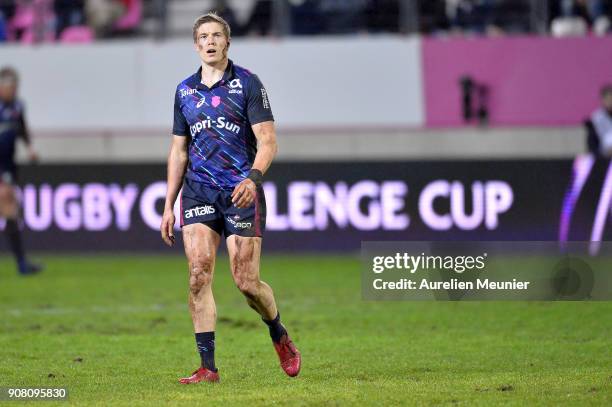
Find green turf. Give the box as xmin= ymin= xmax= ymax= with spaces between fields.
xmin=0 ymin=254 xmax=610 ymax=406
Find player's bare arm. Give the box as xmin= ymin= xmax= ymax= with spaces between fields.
xmin=231 ymin=121 xmax=277 ymax=208
xmin=17 ymin=113 xmax=39 ymax=162
xmin=161 ymin=135 xmax=189 ymax=246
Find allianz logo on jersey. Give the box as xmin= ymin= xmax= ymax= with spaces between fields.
xmin=184 ymin=205 xmax=215 ymax=219
xmin=226 ymin=215 xmax=252 ymax=229
xmin=190 ymin=116 xmax=241 ymax=137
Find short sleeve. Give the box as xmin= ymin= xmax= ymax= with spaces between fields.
xmin=173 ymin=87 xmax=189 ymax=136
xmin=246 ymin=74 xmax=274 ymax=125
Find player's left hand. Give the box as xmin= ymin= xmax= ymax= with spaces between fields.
xmin=231 ymin=178 xmax=256 ymax=208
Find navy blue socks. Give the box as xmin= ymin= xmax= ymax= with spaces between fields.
xmin=263 ymin=312 xmax=287 ymax=343
xmin=4 ymin=219 xmax=25 ymax=269
xmin=195 ymin=331 xmax=217 ymax=372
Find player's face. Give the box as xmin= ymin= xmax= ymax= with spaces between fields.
xmin=194 ymin=22 xmax=230 ymax=65
xmin=0 ymin=79 xmax=17 ymax=102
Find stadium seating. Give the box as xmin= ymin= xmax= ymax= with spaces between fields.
xmin=7 ymin=0 xmax=55 ymax=43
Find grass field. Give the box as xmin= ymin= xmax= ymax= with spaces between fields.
xmin=0 ymin=254 xmax=611 ymax=406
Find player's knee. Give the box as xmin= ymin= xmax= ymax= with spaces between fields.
xmin=236 ymin=277 xmax=259 ymax=298
xmin=188 ymin=261 xmax=213 ymax=295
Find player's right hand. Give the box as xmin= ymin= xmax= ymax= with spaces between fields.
xmin=161 ymin=209 xmax=176 ymax=247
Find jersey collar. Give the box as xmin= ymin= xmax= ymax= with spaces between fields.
xmin=193 ymin=59 xmax=235 ymax=90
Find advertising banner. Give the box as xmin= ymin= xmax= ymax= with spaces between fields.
xmin=1 ymin=158 xmax=609 ymax=252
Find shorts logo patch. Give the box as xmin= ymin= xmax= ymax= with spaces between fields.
xmin=185 ymin=205 xmax=215 ymax=219
xmin=227 ymin=216 xmax=252 ymax=229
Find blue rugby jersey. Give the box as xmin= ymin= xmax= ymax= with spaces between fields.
xmin=0 ymin=99 xmax=27 ymax=173
xmin=173 ymin=60 xmax=274 ymax=190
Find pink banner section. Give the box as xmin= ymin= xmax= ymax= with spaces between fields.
xmin=423 ymin=36 xmax=612 ymax=127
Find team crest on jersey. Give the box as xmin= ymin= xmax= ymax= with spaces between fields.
xmin=212 ymin=96 xmax=221 ymax=107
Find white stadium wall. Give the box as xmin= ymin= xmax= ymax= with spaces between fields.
xmin=2 ymin=36 xmax=585 ymax=161
xmin=1 ymin=37 xmax=425 ymax=131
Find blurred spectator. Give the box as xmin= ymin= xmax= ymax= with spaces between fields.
xmin=446 ymin=0 xmax=496 ymax=34
xmin=586 ymin=85 xmax=612 ymax=157
xmin=319 ymin=0 xmax=367 ymax=34
xmin=290 ymin=0 xmax=324 ymax=35
xmin=366 ymin=0 xmax=400 ymax=33
xmin=490 ymin=0 xmax=530 ymax=34
xmin=561 ymin=0 xmax=603 ymax=23
xmin=151 ymin=0 xmax=168 ymax=39
xmin=85 ymin=0 xmax=124 ymax=37
xmin=243 ymin=0 xmax=272 ymax=36
xmin=8 ymin=0 xmax=55 ymax=43
xmin=0 ymin=0 xmax=16 ymax=23
xmin=418 ymin=0 xmax=449 ymax=34
xmin=552 ymin=0 xmax=611 ymax=35
xmin=54 ymin=0 xmax=85 ymax=38
xmin=208 ymin=0 xmax=241 ymax=35
xmin=0 ymin=9 xmax=6 ymax=41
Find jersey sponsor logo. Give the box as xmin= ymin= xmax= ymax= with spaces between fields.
xmin=261 ymin=88 xmax=270 ymax=109
xmin=228 ymin=78 xmax=243 ymax=94
xmin=196 ymin=97 xmax=206 ymax=108
xmin=226 ymin=216 xmax=252 ymax=230
xmin=180 ymin=88 xmax=197 ymax=98
xmin=190 ymin=116 xmax=241 ymax=137
xmin=212 ymin=96 xmax=221 ymax=107
xmin=184 ymin=205 xmax=215 ymax=219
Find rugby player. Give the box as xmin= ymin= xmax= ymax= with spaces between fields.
xmin=0 ymin=67 xmax=41 ymax=275
xmin=161 ymin=13 xmax=301 ymax=383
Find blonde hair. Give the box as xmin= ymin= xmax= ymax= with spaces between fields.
xmin=0 ymin=66 xmax=18 ymax=84
xmin=193 ymin=12 xmax=231 ymax=42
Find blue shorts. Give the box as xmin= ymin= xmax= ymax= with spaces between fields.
xmin=180 ymin=177 xmax=266 ymax=238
